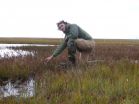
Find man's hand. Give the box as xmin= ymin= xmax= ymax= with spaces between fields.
xmin=44 ymin=55 xmax=53 ymax=64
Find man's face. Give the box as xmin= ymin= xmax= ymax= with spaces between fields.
xmin=58 ymin=23 xmax=66 ymax=32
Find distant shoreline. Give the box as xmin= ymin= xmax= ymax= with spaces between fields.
xmin=0 ymin=37 xmax=139 ymax=45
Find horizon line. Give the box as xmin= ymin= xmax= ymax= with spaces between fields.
xmin=0 ymin=37 xmax=139 ymax=40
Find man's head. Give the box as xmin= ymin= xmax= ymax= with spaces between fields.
xmin=57 ymin=20 xmax=67 ymax=32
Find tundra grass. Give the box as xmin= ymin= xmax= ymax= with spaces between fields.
xmin=0 ymin=38 xmax=139 ymax=104
xmin=0 ymin=38 xmax=61 ymax=44
xmin=0 ymin=37 xmax=139 ymax=45
xmin=0 ymin=60 xmax=139 ymax=104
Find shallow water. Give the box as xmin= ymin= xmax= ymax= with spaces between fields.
xmin=0 ymin=44 xmax=54 ymax=99
xmin=0 ymin=44 xmax=55 ymax=58
xmin=0 ymin=48 xmax=34 ymax=58
xmin=0 ymin=78 xmax=35 ymax=99
xmin=0 ymin=44 xmax=55 ymax=48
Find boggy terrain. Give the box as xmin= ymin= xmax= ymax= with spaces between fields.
xmin=0 ymin=38 xmax=139 ymax=104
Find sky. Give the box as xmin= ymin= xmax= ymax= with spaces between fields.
xmin=0 ymin=0 xmax=139 ymax=39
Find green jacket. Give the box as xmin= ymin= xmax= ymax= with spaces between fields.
xmin=52 ymin=24 xmax=93 ymax=57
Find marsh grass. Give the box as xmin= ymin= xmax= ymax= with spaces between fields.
xmin=2 ymin=60 xmax=139 ymax=104
xmin=0 ymin=38 xmax=61 ymax=44
xmin=0 ymin=38 xmax=139 ymax=104
xmin=32 ymin=60 xmax=139 ymax=104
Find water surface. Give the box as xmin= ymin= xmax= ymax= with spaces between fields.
xmin=0 ymin=44 xmax=54 ymax=98
xmin=0 ymin=79 xmax=35 ymax=99
xmin=0 ymin=44 xmax=55 ymax=58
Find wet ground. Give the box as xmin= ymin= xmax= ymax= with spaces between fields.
xmin=0 ymin=44 xmax=55 ymax=58
xmin=0 ymin=44 xmax=50 ymax=99
xmin=0 ymin=78 xmax=35 ymax=99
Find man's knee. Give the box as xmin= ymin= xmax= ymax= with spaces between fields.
xmin=75 ymin=39 xmax=95 ymax=52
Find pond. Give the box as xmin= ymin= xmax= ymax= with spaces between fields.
xmin=0 ymin=78 xmax=35 ymax=99
xmin=0 ymin=44 xmax=55 ymax=58
xmin=0 ymin=44 xmax=54 ymax=99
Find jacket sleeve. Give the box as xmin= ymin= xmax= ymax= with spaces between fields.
xmin=67 ymin=25 xmax=78 ymax=39
xmin=52 ymin=40 xmax=67 ymax=57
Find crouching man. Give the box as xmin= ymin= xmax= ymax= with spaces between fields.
xmin=44 ymin=20 xmax=95 ymax=66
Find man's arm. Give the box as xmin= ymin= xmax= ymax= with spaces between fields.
xmin=52 ymin=40 xmax=67 ymax=57
xmin=44 ymin=39 xmax=67 ymax=63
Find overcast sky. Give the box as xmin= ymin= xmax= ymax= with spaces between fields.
xmin=0 ymin=0 xmax=139 ymax=39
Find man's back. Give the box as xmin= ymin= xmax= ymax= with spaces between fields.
xmin=78 ymin=25 xmax=93 ymax=40
xmin=65 ymin=24 xmax=93 ymax=40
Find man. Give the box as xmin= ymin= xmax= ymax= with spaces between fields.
xmin=45 ymin=20 xmax=95 ymax=65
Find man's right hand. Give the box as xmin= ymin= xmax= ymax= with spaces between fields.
xmin=44 ymin=55 xmax=53 ymax=64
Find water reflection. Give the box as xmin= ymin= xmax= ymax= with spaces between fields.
xmin=0 ymin=79 xmax=35 ymax=99
xmin=0 ymin=48 xmax=34 ymax=58
xmin=0 ymin=44 xmax=55 ymax=48
xmin=0 ymin=44 xmax=55 ymax=58
xmin=0 ymin=44 xmax=52 ymax=98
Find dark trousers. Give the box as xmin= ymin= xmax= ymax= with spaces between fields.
xmin=67 ymin=39 xmax=76 ymax=64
